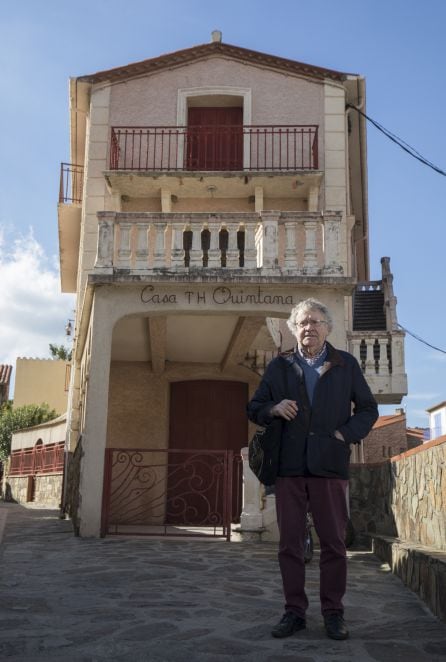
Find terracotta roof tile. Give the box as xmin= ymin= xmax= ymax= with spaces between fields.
xmin=372 ymin=414 xmax=405 ymax=429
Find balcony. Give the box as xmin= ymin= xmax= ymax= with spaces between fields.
xmin=94 ymin=210 xmax=346 ymax=279
xmin=58 ymin=163 xmax=83 ymax=293
xmin=348 ymin=259 xmax=408 ymax=403
xmin=109 ymin=125 xmax=319 ymax=172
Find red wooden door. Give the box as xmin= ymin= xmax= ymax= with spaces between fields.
xmin=168 ymin=380 xmax=247 ymax=525
xmin=186 ymin=107 xmax=243 ymax=170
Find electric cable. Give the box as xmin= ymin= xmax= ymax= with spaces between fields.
xmin=397 ymin=323 xmax=446 ymax=355
xmin=347 ymin=104 xmax=446 ymax=177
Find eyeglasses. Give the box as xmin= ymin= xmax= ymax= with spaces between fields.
xmin=296 ymin=319 xmax=328 ymax=328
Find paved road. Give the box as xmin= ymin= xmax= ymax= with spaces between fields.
xmin=0 ymin=502 xmax=445 ymax=661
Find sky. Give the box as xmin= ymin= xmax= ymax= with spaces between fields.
xmin=0 ymin=0 xmax=445 ymax=427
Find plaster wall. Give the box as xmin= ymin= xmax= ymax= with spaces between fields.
xmin=14 ymin=359 xmax=68 ymax=414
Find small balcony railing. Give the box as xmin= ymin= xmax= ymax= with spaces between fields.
xmin=59 ymin=162 xmax=84 ymax=203
xmin=110 ymin=125 xmax=319 ymax=172
xmin=9 ymin=442 xmax=65 ymax=476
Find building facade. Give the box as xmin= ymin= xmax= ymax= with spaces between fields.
xmin=58 ymin=34 xmax=407 ymax=537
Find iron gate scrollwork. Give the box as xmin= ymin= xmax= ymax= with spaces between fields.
xmin=101 ymin=448 xmax=242 ymax=539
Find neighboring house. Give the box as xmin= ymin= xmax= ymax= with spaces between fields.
xmin=0 ymin=364 xmax=12 ymax=405
xmin=362 ymin=410 xmax=423 ymax=463
xmin=57 ymin=33 xmax=407 ymax=537
xmin=13 ymin=358 xmax=69 ymax=414
xmin=426 ymin=401 xmax=446 ymax=440
xmin=7 ymin=415 xmax=66 ymax=506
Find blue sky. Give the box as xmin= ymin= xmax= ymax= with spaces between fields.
xmin=0 ymin=0 xmax=445 ymax=426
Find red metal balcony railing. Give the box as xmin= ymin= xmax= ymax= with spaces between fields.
xmin=59 ymin=163 xmax=84 ymax=203
xmin=9 ymin=442 xmax=65 ymax=476
xmin=110 ymin=125 xmax=319 ymax=172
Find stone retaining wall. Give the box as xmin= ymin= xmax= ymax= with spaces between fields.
xmin=349 ymin=437 xmax=446 ymax=550
xmin=5 ymin=474 xmax=63 ymax=507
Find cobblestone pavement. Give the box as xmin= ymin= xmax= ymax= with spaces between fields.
xmin=1 ymin=502 xmax=446 ymax=662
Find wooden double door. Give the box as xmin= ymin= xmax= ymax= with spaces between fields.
xmin=186 ymin=107 xmax=243 ymax=170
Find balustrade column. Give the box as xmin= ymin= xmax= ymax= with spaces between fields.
xmin=171 ymin=223 xmax=185 ymax=267
xmin=153 ymin=222 xmax=167 ymax=268
xmin=226 ymin=222 xmax=240 ymax=268
xmin=117 ymin=222 xmax=132 ymax=268
xmin=95 ymin=218 xmax=115 ymax=270
xmin=243 ymin=221 xmax=257 ymax=269
xmin=189 ymin=223 xmax=203 ymax=267
xmin=284 ymin=220 xmax=298 ymax=269
xmin=378 ymin=337 xmax=390 ymax=376
xmin=365 ymin=338 xmax=376 ymax=376
xmin=349 ymin=337 xmax=362 ymax=365
xmin=303 ymin=219 xmax=318 ymax=273
xmin=259 ymin=211 xmax=279 ymax=271
xmin=207 ymin=223 xmax=221 ymax=268
xmin=134 ymin=223 xmax=150 ymax=269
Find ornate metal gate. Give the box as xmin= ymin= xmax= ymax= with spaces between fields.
xmin=101 ymin=448 xmax=242 ymax=539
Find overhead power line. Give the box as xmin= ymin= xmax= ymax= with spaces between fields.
xmin=398 ymin=323 xmax=446 ymax=355
xmin=347 ymin=104 xmax=446 ymax=177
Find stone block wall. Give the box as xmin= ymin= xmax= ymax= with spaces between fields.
xmin=5 ymin=474 xmax=63 ymax=507
xmin=350 ymin=437 xmax=446 ymax=551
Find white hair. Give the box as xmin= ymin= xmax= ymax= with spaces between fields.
xmin=287 ymin=298 xmax=333 ymax=334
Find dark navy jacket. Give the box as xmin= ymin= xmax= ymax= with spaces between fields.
xmin=247 ymin=343 xmax=379 ymax=479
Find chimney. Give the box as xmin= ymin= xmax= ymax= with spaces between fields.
xmin=395 ymin=407 xmax=405 ymax=416
xmin=211 ymin=30 xmax=222 ymax=43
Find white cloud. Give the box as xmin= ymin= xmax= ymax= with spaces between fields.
xmin=0 ymin=227 xmax=75 ymax=384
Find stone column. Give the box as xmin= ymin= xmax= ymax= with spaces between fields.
xmin=239 ymin=447 xmax=263 ymax=531
xmin=323 ymin=213 xmax=342 ymax=273
xmin=378 ymin=337 xmax=390 ymax=376
xmin=77 ymin=293 xmax=114 ymax=537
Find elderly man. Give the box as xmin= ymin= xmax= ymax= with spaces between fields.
xmin=247 ymin=298 xmax=378 ymax=640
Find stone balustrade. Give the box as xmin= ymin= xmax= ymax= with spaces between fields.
xmin=94 ymin=210 xmax=344 ymax=276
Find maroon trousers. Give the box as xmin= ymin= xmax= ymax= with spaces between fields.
xmin=275 ymin=475 xmax=349 ymax=617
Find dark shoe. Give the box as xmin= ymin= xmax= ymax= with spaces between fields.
xmin=323 ymin=613 xmax=349 ymax=640
xmin=271 ymin=611 xmax=306 ymax=638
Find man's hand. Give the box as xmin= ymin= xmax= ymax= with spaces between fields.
xmin=334 ymin=430 xmax=345 ymax=442
xmin=270 ymin=399 xmax=298 ymax=421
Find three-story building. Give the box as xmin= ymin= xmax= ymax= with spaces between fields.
xmin=58 ymin=33 xmax=407 ymax=537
